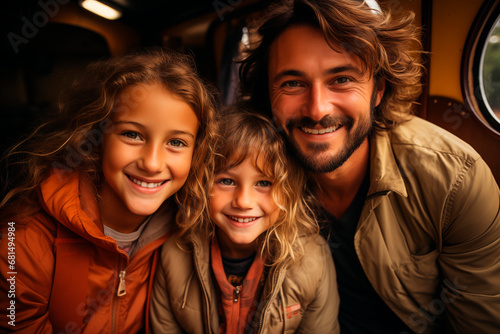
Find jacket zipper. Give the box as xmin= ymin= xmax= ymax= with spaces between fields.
xmin=231 ymin=285 xmax=242 ymax=333
xmin=233 ymin=285 xmax=241 ymax=302
xmin=111 ymin=259 xmax=127 ymax=334
xmin=117 ymin=270 xmax=127 ymax=296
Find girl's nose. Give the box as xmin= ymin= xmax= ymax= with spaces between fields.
xmin=139 ymin=144 xmax=165 ymax=173
xmin=232 ymin=186 xmax=255 ymax=209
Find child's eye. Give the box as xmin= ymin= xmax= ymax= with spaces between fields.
xmin=121 ymin=131 xmax=141 ymax=140
xmin=169 ymin=139 xmax=187 ymax=147
xmin=256 ymin=180 xmax=272 ymax=187
xmin=218 ymin=178 xmax=235 ymax=186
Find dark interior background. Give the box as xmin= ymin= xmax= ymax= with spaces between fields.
xmin=1 ymin=0 xmax=499 ymax=183
xmin=0 ymin=0 xmax=268 ymax=156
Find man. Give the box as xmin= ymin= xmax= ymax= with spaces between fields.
xmin=238 ymin=0 xmax=500 ymax=332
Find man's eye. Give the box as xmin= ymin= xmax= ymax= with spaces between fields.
xmin=256 ymin=180 xmax=272 ymax=187
xmin=334 ymin=77 xmax=352 ymax=84
xmin=282 ymin=81 xmax=302 ymax=88
xmin=169 ymin=139 xmax=186 ymax=147
xmin=218 ymin=178 xmax=234 ymax=186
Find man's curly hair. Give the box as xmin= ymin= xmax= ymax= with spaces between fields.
xmin=239 ymin=0 xmax=424 ymax=131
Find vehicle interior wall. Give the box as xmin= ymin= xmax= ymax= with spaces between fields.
xmin=1 ymin=0 xmax=498 ymax=182
xmin=426 ymin=0 xmax=500 ymax=183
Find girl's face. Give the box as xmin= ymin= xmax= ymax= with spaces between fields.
xmin=210 ymin=155 xmax=280 ymax=258
xmin=100 ymin=83 xmax=199 ymax=232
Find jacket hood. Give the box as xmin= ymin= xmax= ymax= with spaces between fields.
xmin=40 ymin=170 xmax=105 ymax=242
xmin=39 ymin=169 xmax=173 ymax=255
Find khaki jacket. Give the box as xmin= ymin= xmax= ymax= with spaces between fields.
xmin=354 ymin=117 xmax=500 ymax=333
xmin=150 ymin=234 xmax=340 ymax=333
xmin=0 ymin=171 xmax=172 ymax=333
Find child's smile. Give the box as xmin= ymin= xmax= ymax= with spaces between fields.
xmin=100 ymin=83 xmax=199 ymax=232
xmin=210 ymin=155 xmax=280 ymax=258
xmin=127 ymin=174 xmax=169 ymax=192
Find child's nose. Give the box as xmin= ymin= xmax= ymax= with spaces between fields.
xmin=139 ymin=144 xmax=165 ymax=173
xmin=232 ymin=186 xmax=255 ymax=209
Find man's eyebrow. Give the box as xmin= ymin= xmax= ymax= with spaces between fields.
xmin=324 ymin=65 xmax=363 ymax=76
xmin=271 ymin=69 xmax=305 ymax=83
xmin=271 ymin=65 xmax=363 ymax=83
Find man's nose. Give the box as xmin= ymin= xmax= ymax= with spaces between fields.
xmin=304 ymin=85 xmax=333 ymax=121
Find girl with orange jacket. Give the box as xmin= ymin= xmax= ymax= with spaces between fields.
xmin=0 ymin=48 xmax=217 ymax=333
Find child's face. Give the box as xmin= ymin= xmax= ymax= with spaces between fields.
xmin=210 ymin=155 xmax=280 ymax=258
xmin=100 ymin=83 xmax=198 ymax=231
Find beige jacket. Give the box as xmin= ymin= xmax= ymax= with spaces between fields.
xmin=150 ymin=234 xmax=340 ymax=333
xmin=354 ymin=117 xmax=500 ymax=333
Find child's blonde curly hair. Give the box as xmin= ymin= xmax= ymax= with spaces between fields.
xmin=178 ymin=105 xmax=319 ymax=267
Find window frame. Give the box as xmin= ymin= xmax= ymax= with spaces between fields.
xmin=462 ymin=0 xmax=500 ymax=136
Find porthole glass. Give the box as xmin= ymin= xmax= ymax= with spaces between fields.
xmin=463 ymin=0 xmax=500 ymax=134
xmin=481 ymin=17 xmax=500 ymax=124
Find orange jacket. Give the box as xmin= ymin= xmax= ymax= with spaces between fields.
xmin=0 ymin=170 xmax=172 ymax=333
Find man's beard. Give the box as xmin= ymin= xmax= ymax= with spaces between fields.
xmin=280 ymin=94 xmax=376 ymax=174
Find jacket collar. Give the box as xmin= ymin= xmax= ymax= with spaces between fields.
xmin=368 ymin=129 xmax=408 ymax=198
xmin=39 ymin=169 xmax=172 ymax=255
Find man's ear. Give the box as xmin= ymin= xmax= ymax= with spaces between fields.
xmin=375 ymin=78 xmax=386 ymax=107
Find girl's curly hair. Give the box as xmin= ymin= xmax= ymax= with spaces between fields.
xmin=178 ymin=105 xmax=319 ymax=267
xmin=1 ymin=48 xmax=219 ymax=227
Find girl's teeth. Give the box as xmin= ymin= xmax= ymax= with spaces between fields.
xmin=229 ymin=216 xmax=258 ymax=223
xmin=130 ymin=176 xmax=163 ymax=188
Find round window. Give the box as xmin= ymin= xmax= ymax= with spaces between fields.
xmin=481 ymin=18 xmax=500 ymax=125
xmin=463 ymin=0 xmax=500 ymax=134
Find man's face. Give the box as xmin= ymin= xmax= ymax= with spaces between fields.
xmin=268 ymin=25 xmax=384 ymax=173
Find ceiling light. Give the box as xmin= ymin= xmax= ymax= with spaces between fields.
xmin=80 ymin=0 xmax=122 ymax=20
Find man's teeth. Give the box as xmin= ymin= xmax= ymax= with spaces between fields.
xmin=229 ymin=216 xmax=258 ymax=223
xmin=301 ymin=126 xmax=338 ymax=134
xmin=129 ymin=176 xmax=164 ymax=188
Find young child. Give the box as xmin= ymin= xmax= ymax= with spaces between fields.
xmin=0 ymin=49 xmax=218 ymax=333
xmin=150 ymin=108 xmax=340 ymax=333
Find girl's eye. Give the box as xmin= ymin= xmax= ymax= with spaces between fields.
xmin=218 ymin=178 xmax=235 ymax=186
xmin=121 ymin=131 xmax=141 ymax=140
xmin=256 ymin=180 xmax=272 ymax=187
xmin=169 ymin=139 xmax=186 ymax=147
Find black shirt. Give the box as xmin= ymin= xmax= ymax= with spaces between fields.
xmin=320 ymin=173 xmax=414 ymax=334
xmin=221 ymin=253 xmax=256 ymax=286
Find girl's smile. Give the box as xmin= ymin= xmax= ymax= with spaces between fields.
xmin=100 ymin=83 xmax=199 ymax=233
xmin=209 ymin=155 xmax=280 ymax=258
xmin=126 ymin=174 xmax=169 ymax=194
